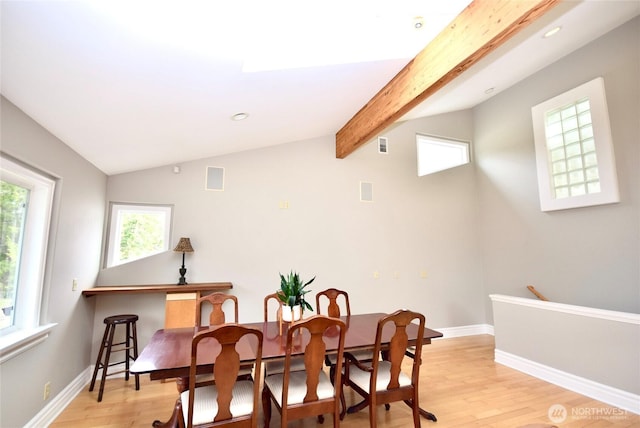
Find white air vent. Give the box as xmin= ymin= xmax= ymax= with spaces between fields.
xmin=378 ymin=136 xmax=388 ymax=154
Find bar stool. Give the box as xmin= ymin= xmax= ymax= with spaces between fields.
xmin=89 ymin=314 xmax=140 ymax=402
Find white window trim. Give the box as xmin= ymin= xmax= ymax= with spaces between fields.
xmin=531 ymin=77 xmax=619 ymax=211
xmin=0 ymin=323 xmax=57 ymax=363
xmin=0 ymin=155 xmax=58 ymax=361
xmin=416 ymin=134 xmax=470 ymax=176
xmin=105 ymin=202 xmax=173 ymax=268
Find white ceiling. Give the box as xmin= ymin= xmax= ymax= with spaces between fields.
xmin=1 ymin=1 xmax=638 ymax=175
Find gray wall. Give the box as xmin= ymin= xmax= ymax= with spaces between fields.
xmin=475 ymin=17 xmax=639 ymax=323
xmin=95 ymin=109 xmax=485 ymax=354
xmin=0 ymin=97 xmax=107 ymax=428
xmin=492 ymin=295 xmax=640 ymax=396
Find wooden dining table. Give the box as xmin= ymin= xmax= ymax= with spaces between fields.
xmin=131 ymin=312 xmax=443 ymax=427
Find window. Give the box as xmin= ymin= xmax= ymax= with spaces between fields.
xmin=531 ymin=77 xmax=619 ymax=211
xmin=0 ymin=155 xmax=57 ymax=361
xmin=105 ymin=203 xmax=173 ymax=268
xmin=416 ymin=134 xmax=470 ymax=176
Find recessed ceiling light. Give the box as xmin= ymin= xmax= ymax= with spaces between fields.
xmin=484 ymin=87 xmax=495 ymax=95
xmin=231 ymin=112 xmax=249 ymax=121
xmin=413 ymin=16 xmax=424 ymax=29
xmin=543 ymin=26 xmax=562 ymax=38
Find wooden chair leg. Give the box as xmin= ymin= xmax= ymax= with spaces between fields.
xmin=262 ymin=385 xmax=271 ymax=428
xmin=89 ymin=324 xmax=111 ymax=393
xmin=97 ymin=324 xmax=116 ymax=402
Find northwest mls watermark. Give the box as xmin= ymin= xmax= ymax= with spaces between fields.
xmin=548 ymin=404 xmax=629 ymax=424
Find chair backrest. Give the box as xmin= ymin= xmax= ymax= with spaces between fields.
xmin=186 ymin=324 xmax=263 ymax=427
xmin=263 ymin=292 xmax=283 ymax=322
xmin=282 ymin=315 xmax=346 ymax=407
xmin=315 ymin=288 xmax=351 ymax=318
xmin=195 ymin=293 xmax=238 ymax=327
xmin=372 ymin=309 xmax=425 ymax=391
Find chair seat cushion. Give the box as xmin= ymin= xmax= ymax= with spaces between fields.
xmin=264 ymin=370 xmax=334 ymax=406
xmin=347 ymin=360 xmax=411 ymax=392
xmin=180 ymin=380 xmax=254 ymax=425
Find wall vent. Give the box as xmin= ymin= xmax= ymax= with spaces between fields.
xmin=378 ymin=136 xmax=388 ymax=154
xmin=360 ymin=181 xmax=373 ymax=202
xmin=206 ymin=166 xmax=225 ymax=191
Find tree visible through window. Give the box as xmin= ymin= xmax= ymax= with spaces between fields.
xmin=105 ymin=203 xmax=173 ymax=268
xmin=0 ymin=181 xmax=28 ymax=330
xmin=0 ymin=155 xmax=55 ymax=337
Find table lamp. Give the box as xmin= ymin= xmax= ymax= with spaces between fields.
xmin=173 ymin=237 xmax=194 ymax=285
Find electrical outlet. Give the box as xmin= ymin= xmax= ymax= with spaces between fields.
xmin=43 ymin=382 xmax=51 ymax=400
xmin=72 ymin=278 xmax=78 ymax=291
xmin=373 ymin=271 xmax=380 ymax=279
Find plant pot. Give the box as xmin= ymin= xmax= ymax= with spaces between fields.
xmin=281 ymin=305 xmax=302 ymax=322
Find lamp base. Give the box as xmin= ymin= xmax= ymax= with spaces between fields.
xmin=177 ymin=267 xmax=188 ymax=285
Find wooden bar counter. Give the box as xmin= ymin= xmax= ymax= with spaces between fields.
xmin=82 ymin=282 xmax=233 ymax=328
xmin=82 ymin=282 xmax=232 ymax=297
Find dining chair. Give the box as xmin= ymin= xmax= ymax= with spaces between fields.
xmin=316 ymin=287 xmax=374 ymax=411
xmin=263 ymin=292 xmax=283 ymax=325
xmin=262 ymin=292 xmax=305 ymax=375
xmin=262 ymin=314 xmax=346 ymax=428
xmin=196 ymin=292 xmax=238 ymax=327
xmin=342 ymin=309 xmax=426 ymax=428
xmin=195 ymin=293 xmax=252 ymax=382
xmin=315 ymin=288 xmax=351 ymax=318
xmin=180 ymin=324 xmax=263 ymax=428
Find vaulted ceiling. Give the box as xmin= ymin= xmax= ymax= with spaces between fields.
xmin=1 ymin=1 xmax=638 ymax=175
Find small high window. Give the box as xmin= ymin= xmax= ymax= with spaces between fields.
xmin=105 ymin=203 xmax=173 ymax=268
xmin=416 ymin=134 xmax=470 ymax=176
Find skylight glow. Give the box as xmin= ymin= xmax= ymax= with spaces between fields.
xmin=87 ymin=0 xmax=472 ymax=71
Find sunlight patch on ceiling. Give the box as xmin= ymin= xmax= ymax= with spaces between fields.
xmin=87 ymin=0 xmax=472 ymax=70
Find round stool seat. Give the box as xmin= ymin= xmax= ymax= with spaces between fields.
xmin=104 ymin=314 xmax=139 ymax=324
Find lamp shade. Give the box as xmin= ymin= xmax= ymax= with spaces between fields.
xmin=173 ymin=237 xmax=194 ymax=253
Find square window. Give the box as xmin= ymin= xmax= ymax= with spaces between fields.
xmin=531 ymin=77 xmax=619 ymax=211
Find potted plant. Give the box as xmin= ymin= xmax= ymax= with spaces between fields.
xmin=278 ymin=270 xmax=314 ymax=321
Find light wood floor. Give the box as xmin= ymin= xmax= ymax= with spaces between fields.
xmin=51 ymin=335 xmax=638 ymax=427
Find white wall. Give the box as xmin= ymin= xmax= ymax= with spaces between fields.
xmin=474 ymin=17 xmax=639 ymax=323
xmin=95 ymin=109 xmax=485 ymax=352
xmin=0 ymin=97 xmax=107 ymax=428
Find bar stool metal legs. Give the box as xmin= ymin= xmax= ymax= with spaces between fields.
xmin=89 ymin=314 xmax=140 ymax=402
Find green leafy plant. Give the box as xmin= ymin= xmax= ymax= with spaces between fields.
xmin=278 ymin=270 xmax=314 ymax=311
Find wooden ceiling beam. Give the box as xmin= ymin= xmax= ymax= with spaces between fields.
xmin=335 ymin=0 xmax=561 ymax=158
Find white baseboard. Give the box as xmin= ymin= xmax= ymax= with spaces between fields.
xmin=435 ymin=323 xmax=494 ymax=338
xmin=495 ymin=349 xmax=640 ymax=415
xmin=25 ymin=367 xmax=91 ymax=428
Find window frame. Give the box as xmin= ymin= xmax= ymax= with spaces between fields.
xmin=0 ymin=154 xmax=57 ymax=362
xmin=416 ymin=133 xmax=470 ymax=176
xmin=531 ymin=77 xmax=619 ymax=212
xmin=104 ymin=202 xmax=174 ymax=268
